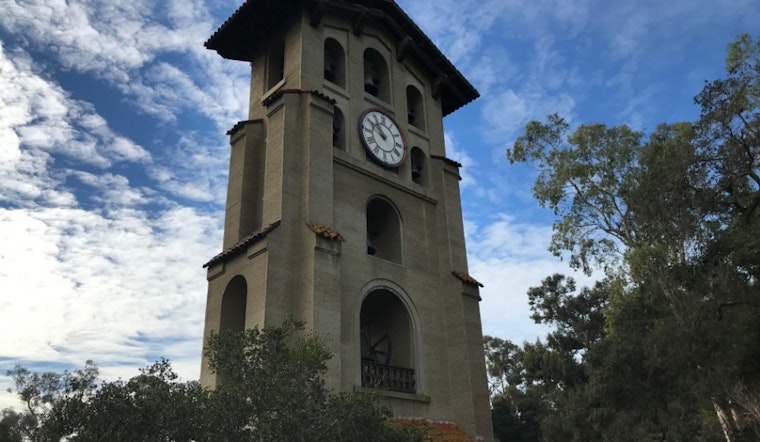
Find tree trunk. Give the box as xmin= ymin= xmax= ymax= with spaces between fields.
xmin=714 ymin=399 xmax=736 ymax=442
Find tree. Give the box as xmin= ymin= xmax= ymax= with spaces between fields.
xmin=693 ymin=37 xmax=760 ymax=439
xmin=202 ymin=319 xmax=416 ymax=442
xmin=5 ymin=360 xmax=99 ymax=441
xmin=484 ymin=276 xmax=612 ymax=442
xmin=4 ymin=321 xmax=419 ymax=442
xmin=0 ymin=408 xmax=25 ymax=442
xmin=503 ymin=33 xmax=760 ymax=441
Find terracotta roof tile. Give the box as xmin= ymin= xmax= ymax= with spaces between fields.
xmin=226 ymin=119 xmax=261 ymax=136
xmin=431 ymin=154 xmax=463 ymax=168
xmin=203 ymin=220 xmax=281 ymax=268
xmin=306 ymin=221 xmax=345 ymax=241
xmin=452 ymin=270 xmax=484 ymax=288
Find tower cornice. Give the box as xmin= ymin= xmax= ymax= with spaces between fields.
xmin=204 ymin=0 xmax=479 ymax=116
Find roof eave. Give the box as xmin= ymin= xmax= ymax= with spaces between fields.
xmin=205 ymin=0 xmax=479 ymax=115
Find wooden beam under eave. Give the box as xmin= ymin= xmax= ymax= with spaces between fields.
xmin=432 ymin=73 xmax=449 ymax=99
xmin=309 ymin=0 xmax=327 ymax=27
xmin=352 ymin=7 xmax=368 ymax=36
xmin=396 ymin=35 xmax=412 ymax=63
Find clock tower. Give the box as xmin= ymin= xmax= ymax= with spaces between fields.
xmin=200 ymin=1 xmax=493 ymax=439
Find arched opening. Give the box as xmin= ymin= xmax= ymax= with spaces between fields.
xmin=333 ymin=106 xmax=345 ymax=150
xmin=324 ymin=38 xmax=346 ymax=88
xmin=360 ymin=289 xmax=416 ymax=393
xmin=266 ymin=40 xmax=285 ymax=90
xmin=366 ymin=197 xmax=401 ymax=263
xmin=363 ymin=48 xmax=389 ymax=101
xmin=406 ymin=85 xmax=424 ymax=130
xmin=220 ymin=275 xmax=247 ymax=332
xmin=410 ymin=147 xmax=426 ymax=185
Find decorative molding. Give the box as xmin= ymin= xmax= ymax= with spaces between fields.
xmin=263 ymin=88 xmax=337 ymax=107
xmin=333 ymin=154 xmax=437 ymax=204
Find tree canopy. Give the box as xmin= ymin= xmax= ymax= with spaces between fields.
xmin=490 ymin=33 xmax=760 ymax=442
xmin=3 ymin=320 xmax=419 ymax=442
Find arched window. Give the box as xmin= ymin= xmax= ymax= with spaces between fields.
xmin=406 ymin=85 xmax=424 ymax=130
xmin=324 ymin=38 xmax=346 ymax=88
xmin=220 ymin=275 xmax=247 ymax=332
xmin=333 ymin=106 xmax=345 ymax=150
xmin=363 ymin=48 xmax=390 ymax=101
xmin=410 ymin=147 xmax=426 ymax=185
xmin=366 ymin=197 xmax=401 ymax=263
xmin=360 ymin=289 xmax=416 ymax=393
xmin=267 ymin=40 xmax=285 ymax=90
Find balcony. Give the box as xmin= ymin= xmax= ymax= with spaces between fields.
xmin=361 ymin=360 xmax=416 ymax=394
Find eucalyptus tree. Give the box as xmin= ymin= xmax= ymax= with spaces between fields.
xmin=503 ymin=34 xmax=760 ymax=441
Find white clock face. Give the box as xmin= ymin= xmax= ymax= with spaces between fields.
xmin=359 ymin=109 xmax=407 ymax=168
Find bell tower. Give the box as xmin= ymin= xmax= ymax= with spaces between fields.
xmin=200 ymin=1 xmax=493 ymax=439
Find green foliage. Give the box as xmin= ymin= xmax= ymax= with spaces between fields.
xmin=0 ymin=409 xmax=25 ymax=442
xmin=5 ymin=360 xmax=100 ymax=441
xmin=495 ymin=34 xmax=760 ymax=441
xmin=203 ymin=319 xmax=417 ymax=442
xmin=484 ymin=276 xmax=612 ymax=441
xmin=508 ymin=115 xmax=642 ymax=274
xmin=527 ymin=274 xmax=610 ymax=355
xmin=4 ymin=321 xmax=419 ymax=442
xmin=491 ymin=395 xmax=541 ymax=442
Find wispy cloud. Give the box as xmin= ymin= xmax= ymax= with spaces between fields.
xmin=0 ymin=1 xmax=233 ymax=409
xmin=0 ymin=44 xmax=150 ymax=207
xmin=465 ymin=214 xmax=595 ymax=343
xmin=0 ymin=0 xmax=249 ymax=127
xmin=0 ymin=204 xmax=220 ymax=406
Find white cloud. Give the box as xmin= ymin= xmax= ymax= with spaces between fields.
xmin=0 ymin=12 xmax=225 ymax=405
xmin=0 ymin=43 xmax=151 ymax=209
xmin=400 ymin=0 xmax=507 ymax=65
xmin=0 ymin=203 xmax=220 ymax=373
xmin=0 ymin=0 xmax=249 ymax=128
xmin=480 ymin=86 xmax=576 ymax=147
xmin=466 ymin=214 xmax=596 ymax=343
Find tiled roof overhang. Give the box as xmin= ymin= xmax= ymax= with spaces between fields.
xmin=306 ymin=221 xmax=346 ymax=241
xmin=452 ymin=270 xmax=484 ymax=288
xmin=205 ymin=0 xmax=479 ymax=116
xmin=203 ymin=220 xmax=281 ymax=268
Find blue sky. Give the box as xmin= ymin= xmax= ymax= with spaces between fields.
xmin=1 ymin=0 xmax=758 ymax=408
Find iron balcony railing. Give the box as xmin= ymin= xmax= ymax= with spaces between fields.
xmin=361 ymin=360 xmax=416 ymax=394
